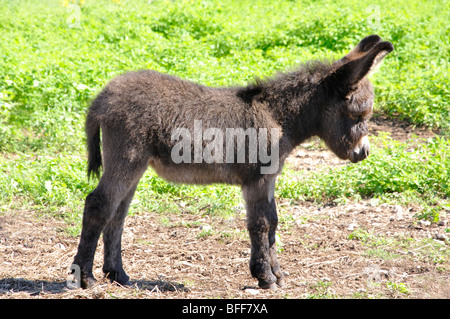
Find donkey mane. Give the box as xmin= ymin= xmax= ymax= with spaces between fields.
xmin=237 ymin=58 xmax=335 ymax=101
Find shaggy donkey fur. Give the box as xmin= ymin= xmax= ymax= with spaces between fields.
xmin=72 ymin=35 xmax=393 ymax=289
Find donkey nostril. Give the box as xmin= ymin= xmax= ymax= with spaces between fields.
xmin=363 ymin=147 xmax=369 ymax=157
xmin=350 ymin=151 xmax=359 ymax=163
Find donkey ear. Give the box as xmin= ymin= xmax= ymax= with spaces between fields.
xmin=339 ymin=35 xmax=382 ymax=63
xmin=328 ymin=38 xmax=394 ymax=93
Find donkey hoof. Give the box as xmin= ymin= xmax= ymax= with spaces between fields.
xmin=105 ymin=270 xmax=130 ymax=287
xmin=80 ymin=276 xmax=96 ymax=289
xmin=276 ymin=278 xmax=285 ymax=288
xmin=113 ymin=278 xmax=132 ymax=287
xmin=258 ymin=280 xmax=278 ymax=290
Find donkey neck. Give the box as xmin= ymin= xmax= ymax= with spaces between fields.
xmin=258 ymin=73 xmax=324 ymax=148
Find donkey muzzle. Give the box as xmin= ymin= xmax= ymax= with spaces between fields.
xmin=349 ymin=135 xmax=370 ymax=163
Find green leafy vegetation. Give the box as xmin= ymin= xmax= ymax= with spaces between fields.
xmin=278 ymin=135 xmax=449 ymax=209
xmin=0 ymin=0 xmax=448 ymax=233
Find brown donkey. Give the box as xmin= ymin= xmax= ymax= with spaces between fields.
xmin=71 ymin=35 xmax=393 ymax=289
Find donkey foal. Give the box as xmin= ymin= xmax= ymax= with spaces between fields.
xmin=72 ymin=35 xmax=393 ymax=289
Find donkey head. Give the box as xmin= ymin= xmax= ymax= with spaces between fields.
xmin=318 ymin=35 xmax=394 ymax=163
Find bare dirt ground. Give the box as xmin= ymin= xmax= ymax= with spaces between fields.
xmin=0 ymin=115 xmax=448 ymax=299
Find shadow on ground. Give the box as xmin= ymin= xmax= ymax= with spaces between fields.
xmin=0 ymin=277 xmax=187 ymax=297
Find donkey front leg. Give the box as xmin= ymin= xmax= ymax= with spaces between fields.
xmin=243 ymin=178 xmax=284 ymax=289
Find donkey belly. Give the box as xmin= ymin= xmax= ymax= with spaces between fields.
xmin=148 ymin=158 xmax=243 ymax=185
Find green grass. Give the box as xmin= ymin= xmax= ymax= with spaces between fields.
xmin=277 ymin=135 xmax=449 ymax=208
xmin=0 ymin=0 xmax=449 ymax=232
xmin=348 ymin=227 xmax=449 ymax=266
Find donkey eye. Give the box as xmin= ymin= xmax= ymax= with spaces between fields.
xmin=349 ymin=114 xmax=362 ymax=122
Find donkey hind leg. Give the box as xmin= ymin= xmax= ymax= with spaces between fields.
xmin=72 ymin=163 xmax=146 ymax=289
xmin=243 ymin=179 xmax=284 ymax=289
xmin=102 ymin=184 xmax=138 ymax=286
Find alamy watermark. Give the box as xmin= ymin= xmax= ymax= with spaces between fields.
xmin=366 ymin=4 xmax=381 ymax=31
xmin=66 ymin=4 xmax=81 ymax=29
xmin=67 ymin=264 xmax=81 ymax=289
xmin=364 ymin=264 xmax=402 ymax=285
xmin=170 ymin=120 xmax=280 ymax=174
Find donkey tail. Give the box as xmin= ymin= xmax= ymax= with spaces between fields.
xmin=86 ymin=110 xmax=102 ymax=180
